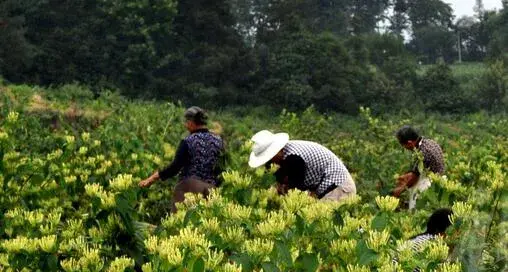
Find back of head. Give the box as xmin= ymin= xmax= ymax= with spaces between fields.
xmin=396 ymin=125 xmax=420 ymax=144
xmin=426 ymin=208 xmax=453 ymax=235
xmin=184 ymin=106 xmax=208 ymax=125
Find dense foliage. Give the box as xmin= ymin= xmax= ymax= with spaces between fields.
xmin=0 ymin=84 xmax=506 ymax=271
xmin=1 ymin=0 xmax=508 ymax=113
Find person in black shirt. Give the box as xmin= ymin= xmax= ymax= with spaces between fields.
xmin=139 ymin=106 xmax=225 ymax=213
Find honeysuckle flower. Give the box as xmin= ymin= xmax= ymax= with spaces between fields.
xmin=60 ymin=257 xmax=81 ymax=272
xmin=141 ymin=263 xmax=153 ymax=272
xmin=0 ymin=253 xmax=9 ymax=267
xmin=64 ymin=135 xmax=75 ymax=145
xmin=38 ymin=235 xmax=57 ymax=253
xmin=159 ymin=244 xmax=183 ymax=267
xmin=425 ymin=237 xmax=449 ymax=262
xmin=222 ymin=170 xmax=252 ymax=189
xmin=64 ymin=175 xmax=77 ymax=184
xmin=375 ymin=195 xmax=399 ymax=212
xmin=243 ymin=238 xmax=274 ymax=261
xmin=299 ymin=201 xmax=336 ymax=223
xmin=144 ymin=236 xmax=159 ymax=253
xmin=109 ymin=174 xmax=134 ymax=191
xmin=281 ymin=189 xmax=315 ymax=213
xmin=81 ymin=132 xmax=90 ymax=142
xmin=367 ymin=229 xmax=390 ymax=252
xmin=451 ymin=201 xmax=473 ymax=222
xmin=224 ymin=203 xmax=252 ymax=222
xmin=131 ymin=153 xmax=138 ymax=160
xmin=79 ymin=247 xmax=104 ymax=271
xmin=205 ymin=249 xmax=225 ymax=270
xmin=7 ymin=111 xmax=19 ymax=123
xmin=346 ymin=264 xmax=370 ymax=272
xmin=330 ymin=239 xmax=357 ymax=260
xmin=256 ymin=211 xmax=294 ymax=237
xmin=177 ymin=227 xmax=211 ymax=256
xmin=107 ymin=256 xmax=134 ymax=272
xmin=221 ymin=226 xmax=245 ymax=247
xmin=201 ymin=217 xmax=221 ymax=234
xmin=93 ymin=140 xmax=101 ymax=147
xmin=436 ymin=262 xmax=462 ymax=272
xmin=220 ymin=262 xmax=242 ymax=272
xmin=337 ymin=215 xmax=370 ymax=237
xmin=78 ymin=146 xmax=88 ymax=155
xmin=0 ymin=131 xmax=9 ymax=140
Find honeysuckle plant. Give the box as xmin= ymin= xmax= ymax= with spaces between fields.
xmin=0 ymin=84 xmax=506 ymax=271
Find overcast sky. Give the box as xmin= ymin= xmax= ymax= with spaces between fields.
xmin=445 ymin=0 xmax=503 ymax=18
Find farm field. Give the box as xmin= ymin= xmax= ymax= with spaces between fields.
xmin=0 ymin=83 xmax=507 ymax=271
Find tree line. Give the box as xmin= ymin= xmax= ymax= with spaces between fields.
xmin=0 ymin=0 xmax=507 ymax=113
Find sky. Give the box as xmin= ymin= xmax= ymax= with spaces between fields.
xmin=445 ymin=0 xmax=503 ymax=18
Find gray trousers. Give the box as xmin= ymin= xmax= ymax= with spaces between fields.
xmin=171 ymin=177 xmax=215 ymax=213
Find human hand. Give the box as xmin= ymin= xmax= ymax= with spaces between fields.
xmin=139 ymin=178 xmax=155 ymax=188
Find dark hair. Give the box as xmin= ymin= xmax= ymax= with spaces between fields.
xmin=184 ymin=106 xmax=208 ymax=125
xmin=396 ymin=125 xmax=420 ymax=144
xmin=425 ymin=208 xmax=453 ymax=235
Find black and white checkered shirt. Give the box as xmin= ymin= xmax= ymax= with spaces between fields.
xmin=283 ymin=140 xmax=350 ymax=197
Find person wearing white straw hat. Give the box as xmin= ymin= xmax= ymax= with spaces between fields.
xmin=249 ymin=130 xmax=356 ymax=200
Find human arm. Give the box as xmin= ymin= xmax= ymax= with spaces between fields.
xmin=138 ymin=140 xmax=188 ymax=188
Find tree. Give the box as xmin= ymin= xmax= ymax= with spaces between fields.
xmin=406 ymin=0 xmax=456 ymax=63
xmin=0 ymin=0 xmax=35 ymax=82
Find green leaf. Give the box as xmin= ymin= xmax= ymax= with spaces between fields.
xmin=371 ymin=213 xmax=388 ymax=230
xmin=356 ymin=240 xmax=378 ymax=265
xmin=261 ymin=262 xmax=279 ymax=272
xmin=274 ymin=241 xmax=293 ymax=267
xmin=296 ymin=253 xmax=319 ymax=272
xmin=229 ymin=253 xmax=253 ymax=271
xmin=295 ymin=214 xmax=306 ymax=235
xmin=192 ymin=258 xmax=205 ymax=272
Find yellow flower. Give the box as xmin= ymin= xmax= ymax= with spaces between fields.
xmin=78 ymin=146 xmax=88 ymax=155
xmin=367 ymin=229 xmax=390 ymax=252
xmin=425 ymin=237 xmax=449 ymax=262
xmin=6 ymin=111 xmax=19 ymax=123
xmin=38 ymin=235 xmax=57 ymax=253
xmin=141 ymin=263 xmax=153 ymax=272
xmin=220 ymin=262 xmax=242 ymax=272
xmin=436 ymin=262 xmax=462 ymax=272
xmin=0 ymin=131 xmax=9 ymax=140
xmin=221 ymin=226 xmax=245 ymax=247
xmin=109 ymin=174 xmax=134 ymax=191
xmin=61 ymin=258 xmax=81 ymax=272
xmin=201 ymin=217 xmax=221 ymax=234
xmin=243 ymin=238 xmax=274 ymax=261
xmin=81 ymin=132 xmax=91 ymax=142
xmin=346 ymin=264 xmax=370 ymax=272
xmin=177 ymin=227 xmax=211 ymax=256
xmin=79 ymin=247 xmax=104 ymax=271
xmin=451 ymin=201 xmax=473 ymax=222
xmin=256 ymin=211 xmax=294 ymax=237
xmin=107 ymin=256 xmax=134 ymax=272
xmin=281 ymin=189 xmax=315 ymax=213
xmin=64 ymin=175 xmax=77 ymax=184
xmin=330 ymin=239 xmax=357 ymax=260
xmin=375 ymin=195 xmax=399 ymax=212
xmin=205 ymin=249 xmax=225 ymax=270
xmin=224 ymin=203 xmax=252 ymax=222
xmin=222 ymin=171 xmax=252 ymax=189
xmin=145 ymin=236 xmax=159 ymax=253
xmin=64 ymin=135 xmax=75 ymax=145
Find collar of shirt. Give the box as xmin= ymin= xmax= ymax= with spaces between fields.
xmin=191 ymin=128 xmax=209 ymax=134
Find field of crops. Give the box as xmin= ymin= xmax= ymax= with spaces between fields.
xmin=0 ymin=84 xmax=507 ymax=271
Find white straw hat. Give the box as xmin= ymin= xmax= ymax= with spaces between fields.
xmin=248 ymin=130 xmax=289 ymax=168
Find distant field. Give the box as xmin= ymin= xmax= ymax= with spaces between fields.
xmin=418 ymin=62 xmax=487 ymax=85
